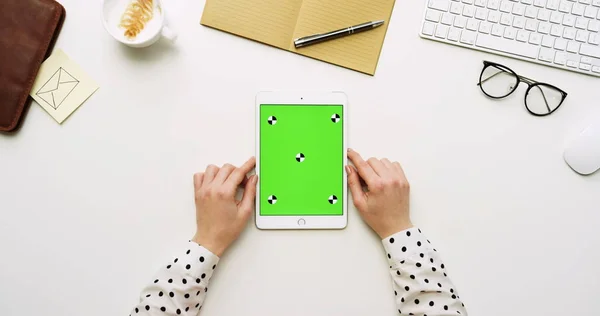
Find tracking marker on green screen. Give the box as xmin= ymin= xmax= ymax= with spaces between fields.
xmin=260 ymin=104 xmax=344 ymax=216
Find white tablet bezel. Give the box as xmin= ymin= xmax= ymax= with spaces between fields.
xmin=255 ymin=91 xmax=348 ymax=230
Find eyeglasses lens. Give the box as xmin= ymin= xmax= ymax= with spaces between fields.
xmin=526 ymin=85 xmax=563 ymax=116
xmin=480 ymin=65 xmax=518 ymax=98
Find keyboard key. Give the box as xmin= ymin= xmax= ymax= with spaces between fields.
xmin=447 ymin=27 xmax=462 ymax=41
xmin=539 ymin=47 xmax=556 ymax=62
xmin=429 ymin=0 xmax=451 ymax=11
xmin=517 ymin=29 xmax=531 ymax=41
xmin=460 ymin=30 xmax=478 ymax=44
xmin=455 ymin=15 xmax=468 ymax=27
xmin=476 ymin=33 xmax=540 ymax=57
xmin=550 ymin=11 xmax=564 ymax=23
xmin=422 ymin=22 xmax=436 ymax=35
xmin=559 ymin=0 xmax=573 ymax=13
xmin=436 ymin=24 xmax=450 ymax=38
xmin=594 ymin=0 xmax=600 ymax=6
xmin=555 ymin=37 xmax=568 ymax=49
xmin=568 ymin=53 xmax=581 ymax=64
xmin=530 ymin=33 xmax=543 ymax=44
xmin=526 ymin=19 xmax=539 ymax=30
xmin=542 ymin=34 xmax=556 ymax=46
xmin=563 ymin=15 xmax=576 ymax=26
xmin=492 ymin=23 xmax=505 ymax=36
xmin=588 ymin=20 xmax=600 ymax=32
xmin=547 ymin=0 xmax=561 ymax=9
xmin=538 ymin=9 xmax=551 ymax=20
xmin=467 ymin=19 xmax=480 ymax=30
xmin=513 ymin=3 xmax=526 ymax=14
xmin=463 ymin=0 xmax=474 ymax=4
xmin=475 ymin=0 xmax=488 ymax=6
xmin=463 ymin=5 xmax=476 ymax=17
xmin=580 ymin=0 xmax=592 ymax=4
xmin=563 ymin=27 xmax=577 ymax=39
xmin=593 ymin=65 xmax=600 ymax=73
xmin=566 ymin=60 xmax=578 ymax=67
xmin=488 ymin=0 xmax=501 ymax=9
xmin=426 ymin=10 xmax=442 ymax=22
xmin=500 ymin=0 xmax=514 ymax=12
xmin=525 ymin=6 xmax=539 ymax=18
xmin=538 ymin=22 xmax=551 ymax=33
xmin=501 ymin=13 xmax=514 ymax=25
xmin=504 ymin=27 xmax=518 ymax=38
xmin=576 ymin=29 xmax=590 ymax=42
xmin=534 ymin=0 xmax=547 ymax=7
xmin=513 ymin=16 xmax=526 ymax=28
xmin=476 ymin=7 xmax=489 ymax=19
xmin=572 ymin=3 xmax=585 ymax=15
xmin=522 ymin=0 xmax=533 ymax=4
xmin=538 ymin=22 xmax=550 ymax=34
xmin=551 ymin=24 xmax=564 ymax=36
xmin=488 ymin=10 xmax=501 ymax=22
xmin=442 ymin=13 xmax=455 ymax=25
xmin=567 ymin=41 xmax=581 ymax=52
xmin=451 ymin=2 xmax=464 ymax=13
xmin=580 ymin=62 xmax=592 ymax=70
xmin=585 ymin=6 xmax=599 ymax=17
xmin=581 ymin=56 xmax=593 ymax=64
xmin=575 ymin=17 xmax=589 ymax=29
xmin=590 ymin=33 xmax=600 ymax=45
xmin=479 ymin=21 xmax=493 ymax=33
xmin=554 ymin=51 xmax=568 ymax=64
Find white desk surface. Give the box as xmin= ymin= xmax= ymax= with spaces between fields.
xmin=1 ymin=1 xmax=599 ymax=315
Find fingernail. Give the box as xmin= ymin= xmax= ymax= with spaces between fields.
xmin=252 ymin=175 xmax=258 ymax=183
xmin=345 ymin=165 xmax=352 ymax=174
xmin=348 ymin=148 xmax=353 ymax=152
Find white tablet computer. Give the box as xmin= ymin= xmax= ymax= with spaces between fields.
xmin=255 ymin=92 xmax=348 ymax=230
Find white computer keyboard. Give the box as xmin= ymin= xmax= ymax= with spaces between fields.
xmin=421 ymin=0 xmax=600 ymax=77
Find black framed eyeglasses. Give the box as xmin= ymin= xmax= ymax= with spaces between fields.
xmin=477 ymin=61 xmax=568 ymax=117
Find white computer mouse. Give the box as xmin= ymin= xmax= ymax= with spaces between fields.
xmin=564 ymin=122 xmax=600 ymax=175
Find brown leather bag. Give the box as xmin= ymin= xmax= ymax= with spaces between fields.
xmin=0 ymin=0 xmax=66 ymax=132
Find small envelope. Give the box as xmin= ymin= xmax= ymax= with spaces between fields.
xmin=36 ymin=67 xmax=79 ymax=110
xmin=30 ymin=49 xmax=99 ymax=124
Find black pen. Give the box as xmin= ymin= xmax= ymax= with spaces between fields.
xmin=294 ymin=20 xmax=385 ymax=48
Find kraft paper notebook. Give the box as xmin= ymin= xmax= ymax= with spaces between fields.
xmin=200 ymin=0 xmax=396 ymax=75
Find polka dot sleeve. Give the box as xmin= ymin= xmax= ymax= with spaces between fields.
xmin=130 ymin=241 xmax=219 ymax=315
xmin=383 ymin=228 xmax=468 ymax=316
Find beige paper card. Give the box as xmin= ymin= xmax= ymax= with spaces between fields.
xmin=30 ymin=49 xmax=99 ymax=124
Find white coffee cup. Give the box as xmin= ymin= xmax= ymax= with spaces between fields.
xmin=101 ymin=0 xmax=177 ymax=48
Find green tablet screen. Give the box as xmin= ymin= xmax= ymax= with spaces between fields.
xmin=259 ymin=104 xmax=344 ymax=216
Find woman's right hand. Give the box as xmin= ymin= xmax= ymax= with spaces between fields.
xmin=346 ymin=149 xmax=413 ymax=239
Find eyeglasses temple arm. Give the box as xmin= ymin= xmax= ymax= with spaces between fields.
xmin=533 ymin=85 xmax=552 ymax=113
xmin=477 ymin=70 xmax=507 ymax=86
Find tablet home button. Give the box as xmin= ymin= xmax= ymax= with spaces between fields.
xmin=298 ymin=219 xmax=306 ymax=226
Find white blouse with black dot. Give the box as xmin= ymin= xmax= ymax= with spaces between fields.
xmin=130 ymin=228 xmax=467 ymax=315
xmin=130 ymin=242 xmax=218 ymax=315
xmin=384 ymin=227 xmax=468 ymax=315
